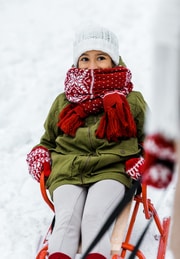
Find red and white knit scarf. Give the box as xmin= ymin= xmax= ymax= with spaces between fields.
xmin=58 ymin=66 xmax=137 ymax=142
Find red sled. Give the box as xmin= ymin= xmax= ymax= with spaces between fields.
xmin=36 ymin=172 xmax=171 ymax=259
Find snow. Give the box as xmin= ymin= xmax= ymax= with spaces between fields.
xmin=0 ymin=0 xmax=176 ymax=258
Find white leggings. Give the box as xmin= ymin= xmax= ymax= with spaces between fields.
xmin=48 ymin=180 xmax=125 ymax=259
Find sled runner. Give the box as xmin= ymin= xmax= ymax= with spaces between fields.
xmin=36 ymin=172 xmax=171 ymax=259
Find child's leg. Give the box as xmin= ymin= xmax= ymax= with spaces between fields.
xmin=48 ymin=184 xmax=87 ymax=258
xmin=81 ymin=180 xmax=125 ymax=259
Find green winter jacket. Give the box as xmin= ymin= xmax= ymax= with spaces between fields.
xmin=38 ymin=91 xmax=146 ymax=198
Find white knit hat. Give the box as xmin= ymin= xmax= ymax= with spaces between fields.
xmin=73 ymin=24 xmax=119 ymax=67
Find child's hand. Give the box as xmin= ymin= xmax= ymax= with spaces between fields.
xmin=26 ymin=146 xmax=51 ymax=182
xmin=125 ymin=156 xmax=144 ymax=180
xmin=142 ymin=134 xmax=176 ymax=188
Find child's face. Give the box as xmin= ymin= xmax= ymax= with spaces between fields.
xmin=78 ymin=50 xmax=114 ymax=69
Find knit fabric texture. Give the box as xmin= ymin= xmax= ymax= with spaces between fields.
xmin=58 ymin=66 xmax=137 ymax=142
xmin=73 ymin=24 xmax=119 ymax=67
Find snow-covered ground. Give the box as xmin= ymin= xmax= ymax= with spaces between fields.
xmin=0 ymin=0 xmax=176 ymax=258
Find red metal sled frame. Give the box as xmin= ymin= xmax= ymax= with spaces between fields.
xmin=118 ymin=184 xmax=171 ymax=259
xmin=36 ymin=172 xmax=171 ymax=259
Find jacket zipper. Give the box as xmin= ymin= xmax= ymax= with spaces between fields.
xmin=79 ymin=126 xmax=94 ymax=184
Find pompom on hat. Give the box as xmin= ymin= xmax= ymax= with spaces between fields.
xmin=73 ymin=23 xmax=120 ymax=67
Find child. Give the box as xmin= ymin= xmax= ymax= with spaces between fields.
xmin=26 ymin=24 xmax=147 ymax=259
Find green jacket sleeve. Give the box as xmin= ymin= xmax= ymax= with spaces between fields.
xmin=37 ymin=93 xmax=69 ymax=150
xmin=127 ymin=91 xmax=147 ymax=144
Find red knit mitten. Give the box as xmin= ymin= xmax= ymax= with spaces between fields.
xmin=26 ymin=146 xmax=51 ymax=182
xmin=125 ymin=156 xmax=144 ymax=180
xmin=141 ymin=134 xmax=176 ymax=188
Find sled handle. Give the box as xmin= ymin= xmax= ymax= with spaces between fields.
xmin=141 ymin=184 xmax=152 ymax=219
xmin=40 ymin=171 xmax=55 ymax=212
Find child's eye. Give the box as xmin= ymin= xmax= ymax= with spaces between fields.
xmin=97 ymin=56 xmax=106 ymax=61
xmin=79 ymin=56 xmax=89 ymax=62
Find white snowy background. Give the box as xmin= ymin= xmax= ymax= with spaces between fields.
xmin=0 ymin=0 xmax=177 ymax=258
